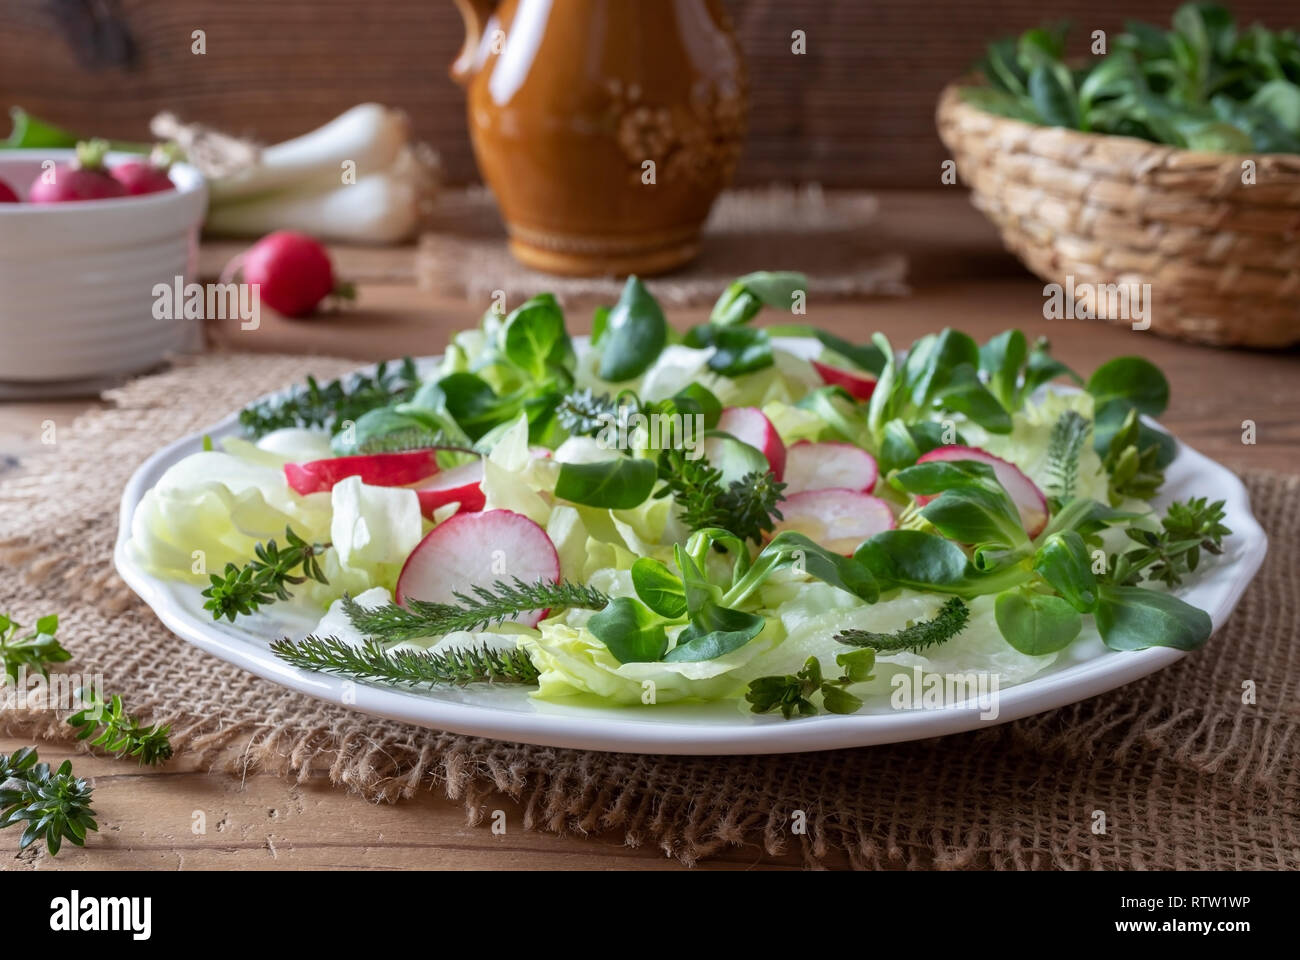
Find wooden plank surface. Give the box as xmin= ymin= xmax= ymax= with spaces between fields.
xmin=0 ymin=190 xmax=1295 ymax=871
xmin=1 ymin=0 xmax=1292 ymax=188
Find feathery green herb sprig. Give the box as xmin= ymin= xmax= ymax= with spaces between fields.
xmin=270 ymin=635 xmax=541 ymax=688
xmin=746 ymin=650 xmax=876 ymax=720
xmin=1045 ymin=410 xmax=1090 ymax=505
xmin=0 ymin=748 xmax=97 ymax=856
xmin=67 ymin=691 xmax=173 ymax=766
xmin=833 ymin=597 xmax=971 ymax=653
xmin=1106 ymin=497 xmax=1231 ymax=588
xmin=341 ymin=578 xmax=611 ymax=645
xmin=238 ymin=358 xmax=421 ymax=438
xmin=201 ymin=527 xmax=330 ymax=621
xmin=0 ymin=612 xmax=71 ymax=684
xmin=656 ymin=450 xmax=786 ymax=544
xmin=556 ymin=388 xmax=630 ymax=438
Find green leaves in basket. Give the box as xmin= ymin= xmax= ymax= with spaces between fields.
xmin=961 ymin=4 xmax=1300 ymax=154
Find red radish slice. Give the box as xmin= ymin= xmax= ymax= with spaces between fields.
xmin=0 ymin=179 xmax=18 ymax=203
xmin=811 ymin=360 xmax=877 ymax=401
xmin=415 ymin=460 xmax=485 ymax=517
xmin=771 ymin=488 xmax=895 ymax=556
xmin=914 ymin=445 xmax=1049 ymax=537
xmin=716 ymin=407 xmax=786 ymax=480
xmin=284 ymin=449 xmax=440 ymax=495
xmin=783 ymin=441 xmax=878 ymax=495
xmin=396 ymin=509 xmax=560 ymax=627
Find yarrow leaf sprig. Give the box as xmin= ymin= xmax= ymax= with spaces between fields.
xmin=269 ymin=635 xmax=542 ymax=688
xmin=833 ymin=597 xmax=971 ymax=653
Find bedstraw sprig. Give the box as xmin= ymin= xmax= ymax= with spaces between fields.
xmin=341 ymin=578 xmax=611 ymax=645
xmin=0 ymin=612 xmax=72 ymax=684
xmin=0 ymin=747 xmax=98 ymax=857
xmin=833 ymin=597 xmax=971 ymax=653
xmin=67 ymin=690 xmax=173 ymax=767
xmin=270 ymin=636 xmax=541 ymax=688
xmin=201 ymin=527 xmax=330 ymax=621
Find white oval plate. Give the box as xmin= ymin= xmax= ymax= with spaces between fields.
xmin=114 ymin=354 xmax=1268 ymax=755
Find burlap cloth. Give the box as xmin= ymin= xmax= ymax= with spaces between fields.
xmin=416 ymin=185 xmax=909 ymax=306
xmin=2 ymin=352 xmax=1296 ymax=869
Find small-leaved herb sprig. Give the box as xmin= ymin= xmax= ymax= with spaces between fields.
xmin=341 ymin=578 xmax=610 ymax=645
xmin=1106 ymin=497 xmax=1231 ymax=588
xmin=0 ymin=612 xmax=71 ymax=683
xmin=239 ymin=358 xmax=421 ymax=438
xmin=202 ymin=527 xmax=330 ymax=621
xmin=0 ymin=747 xmax=97 ymax=857
xmin=270 ymin=636 xmax=541 ymax=688
xmin=67 ymin=690 xmax=173 ymax=766
xmin=656 ymin=449 xmax=786 ymax=544
xmin=745 ymin=650 xmax=876 ymax=720
xmin=833 ymin=597 xmax=971 ymax=653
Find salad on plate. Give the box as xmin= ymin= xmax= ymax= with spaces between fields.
xmin=126 ymin=272 xmax=1232 ymax=720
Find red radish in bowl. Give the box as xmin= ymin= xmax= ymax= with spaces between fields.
xmin=770 ymin=488 xmax=895 ymax=556
xmin=284 ymin=449 xmax=440 ymax=495
xmin=28 ymin=139 xmax=126 ymax=204
xmin=415 ymin=460 xmax=486 ymax=517
xmin=110 ymin=147 xmax=176 ymax=196
xmin=716 ymin=407 xmax=786 ymax=480
xmin=914 ymin=445 xmax=1049 ymax=537
xmin=0 ymin=179 xmax=18 ymax=203
xmin=783 ymin=441 xmax=878 ymax=495
xmin=224 ymin=231 xmax=353 ymax=318
xmin=396 ymin=509 xmax=560 ymax=627
xmin=811 ymin=360 xmax=877 ymax=401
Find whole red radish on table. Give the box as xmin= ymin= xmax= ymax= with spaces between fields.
xmin=224 ymin=231 xmax=354 ymax=319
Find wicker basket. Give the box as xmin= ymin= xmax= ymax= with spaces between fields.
xmin=937 ymin=82 xmax=1300 ymax=348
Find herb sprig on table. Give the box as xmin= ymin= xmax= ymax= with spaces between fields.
xmin=964 ymin=4 xmax=1300 ymax=153
xmin=0 ymin=747 xmax=97 ymax=857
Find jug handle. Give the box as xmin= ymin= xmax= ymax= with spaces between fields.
xmin=451 ymin=0 xmax=500 ymax=86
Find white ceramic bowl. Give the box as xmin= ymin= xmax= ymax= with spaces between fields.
xmin=0 ymin=150 xmax=207 ymax=383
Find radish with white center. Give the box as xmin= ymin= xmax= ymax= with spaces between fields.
xmin=811 ymin=360 xmax=877 ymax=401
xmin=396 ymin=509 xmax=561 ymax=627
xmin=783 ymin=441 xmax=878 ymax=495
xmin=415 ymin=459 xmax=486 ymax=517
xmin=715 ymin=407 xmax=786 ymax=479
xmin=284 ymin=449 xmax=440 ymax=495
xmin=914 ymin=445 xmax=1049 ymax=537
xmin=770 ymin=488 xmax=895 ymax=556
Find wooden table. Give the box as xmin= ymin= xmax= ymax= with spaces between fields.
xmin=2 ymin=191 xmax=1295 ymax=871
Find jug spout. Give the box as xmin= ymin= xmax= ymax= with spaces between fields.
xmin=451 ymin=0 xmax=500 ymax=86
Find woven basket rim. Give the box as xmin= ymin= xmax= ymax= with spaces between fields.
xmin=938 ymin=80 xmax=1300 ymax=166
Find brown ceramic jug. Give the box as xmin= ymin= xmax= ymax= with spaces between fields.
xmin=451 ymin=0 xmax=747 ymax=276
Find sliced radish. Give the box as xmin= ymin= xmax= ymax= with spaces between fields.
xmin=284 ymin=449 xmax=440 ymax=495
xmin=771 ymin=488 xmax=895 ymax=556
xmin=716 ymin=407 xmax=786 ymax=480
xmin=783 ymin=441 xmax=878 ymax=495
xmin=414 ymin=459 xmax=485 ymax=517
xmin=915 ymin=445 xmax=1049 ymax=537
xmin=395 ymin=509 xmax=560 ymax=627
xmin=811 ymin=360 xmax=877 ymax=401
